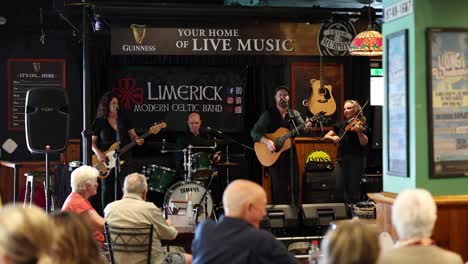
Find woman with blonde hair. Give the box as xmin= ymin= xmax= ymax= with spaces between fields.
xmin=320 ymin=219 xmax=380 ymax=264
xmin=0 ymin=205 xmax=53 ymax=264
xmin=50 ymin=211 xmax=107 ymax=264
xmin=323 ymin=100 xmax=368 ymax=204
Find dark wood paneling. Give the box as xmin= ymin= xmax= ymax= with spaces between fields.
xmin=0 ymin=139 xmax=81 ymax=205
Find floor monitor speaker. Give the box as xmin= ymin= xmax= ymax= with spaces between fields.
xmin=25 ymin=87 xmax=69 ymax=153
xmin=302 ymin=203 xmax=348 ymax=227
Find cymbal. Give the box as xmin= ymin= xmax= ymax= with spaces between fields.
xmin=216 ymin=160 xmax=240 ymax=166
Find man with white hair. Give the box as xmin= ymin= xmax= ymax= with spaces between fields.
xmin=378 ymin=188 xmax=463 ymax=264
xmin=104 ymin=173 xmax=192 ymax=264
xmin=62 ymin=165 xmax=105 ymax=245
xmin=191 ymin=179 xmax=297 ymax=264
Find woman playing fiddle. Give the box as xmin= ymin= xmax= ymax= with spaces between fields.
xmin=324 ymin=100 xmax=368 ymax=204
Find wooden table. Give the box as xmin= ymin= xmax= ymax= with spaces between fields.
xmin=163 ymin=226 xmax=195 ymax=253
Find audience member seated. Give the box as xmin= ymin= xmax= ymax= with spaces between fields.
xmin=50 ymin=211 xmax=107 ymax=264
xmin=191 ymin=179 xmax=297 ymax=264
xmin=104 ymin=172 xmax=192 ymax=264
xmin=320 ymin=219 xmax=380 ymax=264
xmin=62 ymin=165 xmax=105 ymax=246
xmin=0 ymin=205 xmax=53 ymax=264
xmin=378 ymin=188 xmax=463 ymax=264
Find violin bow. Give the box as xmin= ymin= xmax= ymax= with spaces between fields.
xmin=339 ymin=100 xmax=369 ymax=140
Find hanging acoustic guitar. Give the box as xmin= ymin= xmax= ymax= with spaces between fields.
xmin=309 ymin=56 xmax=336 ymax=116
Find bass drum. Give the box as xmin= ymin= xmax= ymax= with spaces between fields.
xmin=164 ymin=181 xmax=213 ymax=219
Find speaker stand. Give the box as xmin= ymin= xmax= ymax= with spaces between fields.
xmin=45 ymin=150 xmax=53 ymax=213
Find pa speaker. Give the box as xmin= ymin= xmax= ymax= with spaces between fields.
xmin=302 ymin=203 xmax=348 ymax=226
xmin=25 ymin=87 xmax=69 ymax=153
xmin=262 ymin=204 xmax=298 ymax=228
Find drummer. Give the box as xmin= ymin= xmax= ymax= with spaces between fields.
xmin=175 ymin=112 xmax=221 ymax=179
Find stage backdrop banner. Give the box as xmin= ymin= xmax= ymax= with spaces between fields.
xmin=108 ymin=65 xmax=247 ymax=132
xmin=111 ymin=22 xmax=356 ymax=56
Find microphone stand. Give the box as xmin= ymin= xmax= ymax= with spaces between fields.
xmin=285 ymin=105 xmax=300 ymax=209
xmin=113 ymin=109 xmax=121 ymax=201
xmin=206 ymin=128 xmax=254 ymax=151
xmin=195 ymin=172 xmax=215 ymax=223
xmin=205 ymin=127 xmax=252 ymax=217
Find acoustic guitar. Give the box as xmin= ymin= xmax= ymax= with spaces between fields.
xmin=254 ymin=116 xmax=320 ymax=167
xmin=309 ymin=56 xmax=336 ymax=116
xmin=92 ymin=122 xmax=166 ymax=178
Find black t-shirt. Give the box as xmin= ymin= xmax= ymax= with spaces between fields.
xmin=332 ymin=120 xmax=368 ymax=159
xmin=176 ymin=131 xmax=212 ymax=149
xmin=91 ymin=114 xmax=133 ymax=153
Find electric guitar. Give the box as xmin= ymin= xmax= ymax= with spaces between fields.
xmin=309 ymin=56 xmax=336 ymax=116
xmin=92 ymin=122 xmax=166 ymax=178
xmin=254 ymin=116 xmax=319 ymax=167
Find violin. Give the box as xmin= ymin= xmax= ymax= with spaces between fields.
xmin=345 ymin=118 xmax=366 ymax=132
xmin=339 ymin=100 xmax=369 ymax=140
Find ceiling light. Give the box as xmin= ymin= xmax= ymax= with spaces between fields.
xmin=349 ymin=4 xmax=382 ymax=56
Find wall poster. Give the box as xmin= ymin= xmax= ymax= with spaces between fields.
xmin=427 ymin=28 xmax=468 ymax=178
xmin=387 ymin=30 xmax=409 ymax=177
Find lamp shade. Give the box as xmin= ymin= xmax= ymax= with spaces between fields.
xmin=349 ymin=29 xmax=383 ymax=56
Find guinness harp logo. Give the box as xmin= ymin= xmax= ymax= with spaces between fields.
xmin=130 ymin=24 xmax=147 ymax=44
xmin=32 ymin=62 xmax=41 ymax=73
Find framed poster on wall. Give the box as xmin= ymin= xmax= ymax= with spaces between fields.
xmin=7 ymin=58 xmax=66 ymax=131
xmin=386 ymin=30 xmax=409 ymax=177
xmin=291 ymin=61 xmax=344 ymax=135
xmin=427 ymin=28 xmax=468 ymax=178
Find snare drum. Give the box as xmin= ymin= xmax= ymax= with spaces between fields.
xmin=145 ymin=165 xmax=176 ymax=193
xmin=164 ymin=181 xmax=213 ymax=218
xmin=191 ymin=152 xmax=214 ymax=179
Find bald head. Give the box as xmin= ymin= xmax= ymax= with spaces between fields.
xmin=187 ymin=112 xmax=202 ymax=136
xmin=223 ymin=179 xmax=267 ymax=228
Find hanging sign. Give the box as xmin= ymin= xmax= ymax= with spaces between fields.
xmin=317 ymin=19 xmax=356 ymax=56
xmin=111 ymin=23 xmax=327 ymax=56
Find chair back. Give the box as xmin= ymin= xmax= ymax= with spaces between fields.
xmin=104 ymin=222 xmax=153 ymax=264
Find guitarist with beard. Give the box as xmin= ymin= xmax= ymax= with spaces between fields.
xmin=251 ymin=86 xmax=311 ymax=205
xmin=91 ymin=91 xmax=144 ymax=211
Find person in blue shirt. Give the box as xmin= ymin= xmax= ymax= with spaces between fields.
xmin=191 ymin=179 xmax=297 ymax=264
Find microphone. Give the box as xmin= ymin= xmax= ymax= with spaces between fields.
xmin=206 ymin=126 xmax=223 ymax=135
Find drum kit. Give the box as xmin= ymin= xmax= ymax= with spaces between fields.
xmin=142 ymin=140 xmax=240 ymax=220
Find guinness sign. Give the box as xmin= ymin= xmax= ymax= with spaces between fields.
xmin=318 ymin=19 xmax=356 ymax=56
xmin=131 ymin=24 xmax=146 ymax=44
xmin=117 ymin=24 xmax=157 ymax=54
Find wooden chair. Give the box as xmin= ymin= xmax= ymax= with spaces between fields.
xmin=104 ymin=222 xmax=153 ymax=264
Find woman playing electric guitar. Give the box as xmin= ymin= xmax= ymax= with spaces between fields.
xmin=323 ymin=100 xmax=368 ymax=205
xmin=91 ymin=91 xmax=144 ymax=211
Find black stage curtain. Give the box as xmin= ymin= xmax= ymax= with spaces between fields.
xmin=85 ymin=34 xmax=372 ymax=185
